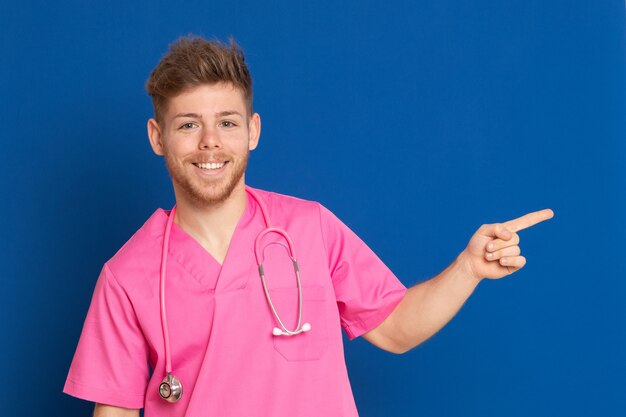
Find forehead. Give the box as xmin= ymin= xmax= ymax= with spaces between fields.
xmin=165 ymin=83 xmax=247 ymax=117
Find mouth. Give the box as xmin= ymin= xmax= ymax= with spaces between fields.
xmin=192 ymin=161 xmax=228 ymax=170
xmin=191 ymin=160 xmax=229 ymax=177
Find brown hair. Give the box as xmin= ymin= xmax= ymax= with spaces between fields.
xmin=145 ymin=35 xmax=253 ymax=124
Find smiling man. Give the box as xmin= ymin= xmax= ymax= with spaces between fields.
xmin=146 ymin=83 xmax=260 ymax=264
xmin=63 ymin=36 xmax=553 ymax=417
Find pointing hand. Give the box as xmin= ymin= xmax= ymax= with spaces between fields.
xmin=459 ymin=209 xmax=554 ymax=280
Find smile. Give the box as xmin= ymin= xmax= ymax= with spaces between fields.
xmin=193 ymin=162 xmax=227 ymax=170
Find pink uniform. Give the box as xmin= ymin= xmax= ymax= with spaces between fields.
xmin=64 ymin=188 xmax=407 ymax=416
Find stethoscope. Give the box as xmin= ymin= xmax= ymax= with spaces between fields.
xmin=158 ymin=187 xmax=311 ymax=403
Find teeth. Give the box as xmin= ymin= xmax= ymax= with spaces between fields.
xmin=196 ymin=162 xmax=225 ymax=170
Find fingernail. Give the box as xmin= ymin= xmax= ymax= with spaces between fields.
xmin=487 ymin=243 xmax=494 ymax=251
xmin=486 ymin=253 xmax=493 ymax=259
xmin=501 ymin=258 xmax=507 ymax=265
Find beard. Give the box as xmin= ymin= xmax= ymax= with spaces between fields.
xmin=164 ymin=150 xmax=249 ymax=207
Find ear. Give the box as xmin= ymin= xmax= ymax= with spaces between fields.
xmin=247 ymin=112 xmax=261 ymax=151
xmin=147 ymin=118 xmax=165 ymax=156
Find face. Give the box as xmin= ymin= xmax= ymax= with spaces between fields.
xmin=147 ymin=83 xmax=260 ymax=206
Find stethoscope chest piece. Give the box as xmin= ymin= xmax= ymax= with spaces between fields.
xmin=159 ymin=373 xmax=183 ymax=403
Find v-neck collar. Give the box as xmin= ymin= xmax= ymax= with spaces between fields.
xmin=154 ymin=194 xmax=260 ymax=291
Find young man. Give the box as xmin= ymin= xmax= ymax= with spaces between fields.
xmin=64 ymin=36 xmax=553 ymax=417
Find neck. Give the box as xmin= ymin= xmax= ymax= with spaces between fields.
xmin=172 ymin=183 xmax=248 ymax=264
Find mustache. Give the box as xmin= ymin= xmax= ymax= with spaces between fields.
xmin=184 ymin=152 xmax=231 ymax=163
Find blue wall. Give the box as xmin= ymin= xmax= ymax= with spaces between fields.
xmin=1 ymin=1 xmax=624 ymax=416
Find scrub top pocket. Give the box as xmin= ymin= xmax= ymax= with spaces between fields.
xmin=270 ymin=285 xmax=329 ymax=361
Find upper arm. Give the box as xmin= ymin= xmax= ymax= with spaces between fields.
xmin=361 ymin=298 xmax=408 ymax=354
xmin=318 ymin=203 xmax=407 ymax=340
xmin=64 ymin=264 xmax=149 ymax=408
xmin=93 ymin=403 xmax=140 ymax=417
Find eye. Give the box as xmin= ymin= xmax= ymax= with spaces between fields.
xmin=178 ymin=122 xmax=197 ymax=130
xmin=219 ymin=120 xmax=237 ymax=128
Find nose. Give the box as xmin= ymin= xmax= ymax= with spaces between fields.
xmin=199 ymin=126 xmax=221 ymax=149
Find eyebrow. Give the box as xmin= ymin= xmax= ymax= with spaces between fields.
xmin=172 ymin=111 xmax=244 ymax=119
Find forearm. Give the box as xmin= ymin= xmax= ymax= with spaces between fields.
xmin=364 ymin=210 xmax=553 ymax=354
xmin=93 ymin=404 xmax=139 ymax=417
xmin=382 ymin=253 xmax=482 ymax=353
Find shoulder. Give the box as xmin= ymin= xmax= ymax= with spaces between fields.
xmin=104 ymin=209 xmax=168 ymax=290
xmin=248 ymin=187 xmax=325 ymax=220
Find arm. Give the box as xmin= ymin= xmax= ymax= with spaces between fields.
xmin=362 ymin=254 xmax=478 ymax=353
xmin=93 ymin=404 xmax=140 ymax=417
xmin=363 ymin=209 xmax=554 ymax=354
xmin=63 ymin=264 xmax=149 ymax=412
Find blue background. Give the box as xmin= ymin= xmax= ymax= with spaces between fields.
xmin=1 ymin=1 xmax=624 ymax=416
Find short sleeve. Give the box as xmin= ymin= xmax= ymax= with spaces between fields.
xmin=318 ymin=205 xmax=407 ymax=340
xmin=63 ymin=264 xmax=149 ymax=408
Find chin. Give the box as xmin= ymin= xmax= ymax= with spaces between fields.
xmin=182 ymin=179 xmax=242 ymax=206
xmin=168 ymin=159 xmax=247 ymax=207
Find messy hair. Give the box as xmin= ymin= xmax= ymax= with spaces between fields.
xmin=145 ymin=35 xmax=253 ymax=124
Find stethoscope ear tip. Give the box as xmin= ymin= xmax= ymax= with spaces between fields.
xmin=272 ymin=327 xmax=283 ymax=336
xmin=302 ymin=322 xmax=311 ymax=332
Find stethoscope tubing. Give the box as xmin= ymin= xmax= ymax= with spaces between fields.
xmin=159 ymin=187 xmax=308 ymax=379
xmin=160 ymin=204 xmax=176 ymax=375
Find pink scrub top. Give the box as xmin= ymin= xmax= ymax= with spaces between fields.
xmin=63 ymin=188 xmax=407 ymax=416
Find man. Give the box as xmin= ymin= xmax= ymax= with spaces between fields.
xmin=64 ymin=36 xmax=553 ymax=417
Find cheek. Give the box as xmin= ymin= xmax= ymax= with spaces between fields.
xmin=164 ymin=136 xmax=196 ymax=157
xmin=223 ymin=136 xmax=250 ymax=154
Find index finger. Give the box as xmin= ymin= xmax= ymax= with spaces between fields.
xmin=503 ymin=209 xmax=554 ymax=232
